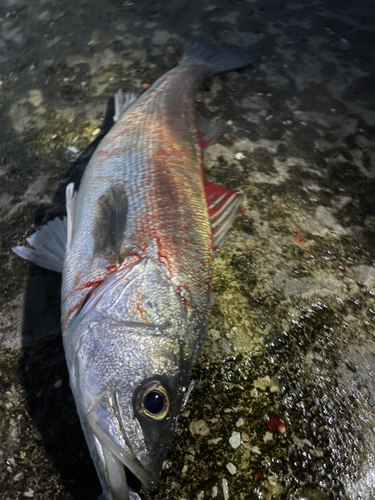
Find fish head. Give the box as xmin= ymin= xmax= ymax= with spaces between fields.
xmin=65 ymin=257 xmax=206 ymax=499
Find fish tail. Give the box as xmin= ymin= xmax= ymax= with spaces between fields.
xmin=179 ymin=36 xmax=260 ymax=76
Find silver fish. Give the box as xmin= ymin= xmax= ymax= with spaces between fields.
xmin=13 ymin=37 xmax=259 ymax=499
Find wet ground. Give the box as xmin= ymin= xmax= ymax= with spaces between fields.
xmin=1 ymin=0 xmax=375 ymax=499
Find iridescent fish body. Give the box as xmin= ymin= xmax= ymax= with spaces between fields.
xmin=13 ymin=37 xmax=259 ymax=500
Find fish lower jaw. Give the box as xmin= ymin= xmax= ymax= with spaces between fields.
xmin=88 ymin=411 xmax=155 ymax=499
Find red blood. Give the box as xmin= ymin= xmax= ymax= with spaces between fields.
xmin=225 ymin=138 xmax=235 ymax=145
xmin=292 ymin=230 xmax=306 ymax=245
xmin=266 ymin=416 xmax=287 ymax=434
xmin=81 ymin=280 xmax=104 ymax=289
xmin=106 ymin=265 xmax=119 ymax=271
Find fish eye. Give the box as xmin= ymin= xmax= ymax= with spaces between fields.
xmin=139 ymin=381 xmax=170 ymax=420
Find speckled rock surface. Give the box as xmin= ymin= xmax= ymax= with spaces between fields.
xmin=1 ymin=1 xmax=375 ymax=499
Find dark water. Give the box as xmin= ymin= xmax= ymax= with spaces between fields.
xmin=0 ymin=0 xmax=374 ymax=499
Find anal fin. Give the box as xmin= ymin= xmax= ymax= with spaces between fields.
xmin=204 ymin=176 xmax=243 ymax=252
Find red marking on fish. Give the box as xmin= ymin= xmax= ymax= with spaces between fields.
xmin=67 ymin=303 xmax=80 ymax=319
xmin=81 ymin=280 xmax=104 ymax=289
xmin=106 ymin=265 xmax=119 ymax=271
xmin=134 ymin=292 xmax=148 ymax=321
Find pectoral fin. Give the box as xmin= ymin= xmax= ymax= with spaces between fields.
xmin=93 ymin=185 xmax=128 ymax=262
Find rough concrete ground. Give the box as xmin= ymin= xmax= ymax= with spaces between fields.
xmin=1 ymin=0 xmax=375 ymax=499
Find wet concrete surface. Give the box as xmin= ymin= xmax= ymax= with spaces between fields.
xmin=1 ymin=0 xmax=375 ymax=499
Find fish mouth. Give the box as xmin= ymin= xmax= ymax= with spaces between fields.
xmin=87 ymin=406 xmax=155 ymax=499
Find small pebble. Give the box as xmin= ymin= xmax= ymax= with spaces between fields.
xmin=92 ymin=127 xmax=101 ymax=136
xmin=235 ymin=152 xmax=245 ymax=160
xmin=197 ymin=492 xmax=204 ymax=500
xmin=189 ymin=420 xmax=210 ymax=436
xmin=208 ymin=437 xmax=222 ymax=445
xmin=23 ymin=490 xmax=34 ymax=498
xmin=66 ymin=146 xmax=79 ymax=154
xmin=227 ymin=120 xmax=233 ymax=125
xmin=212 ymin=486 xmax=218 ymax=497
xmin=229 ymin=431 xmax=241 ymax=449
xmin=226 ymin=462 xmax=237 ymax=475
xmin=54 ymin=380 xmax=62 ymax=388
xmin=13 ymin=472 xmax=24 ymax=482
xmin=251 ymin=446 xmax=261 ymax=454
xmin=236 ymin=417 xmax=244 ymax=427
xmin=263 ymin=431 xmax=273 ymax=442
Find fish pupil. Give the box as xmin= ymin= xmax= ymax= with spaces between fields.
xmin=144 ymin=390 xmax=164 ymax=414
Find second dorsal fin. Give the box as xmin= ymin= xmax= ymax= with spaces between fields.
xmin=196 ymin=112 xmax=226 ymax=152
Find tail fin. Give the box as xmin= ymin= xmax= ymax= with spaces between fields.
xmin=179 ymin=36 xmax=260 ymax=76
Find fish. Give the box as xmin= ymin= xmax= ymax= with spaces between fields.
xmin=13 ymin=37 xmax=259 ymax=499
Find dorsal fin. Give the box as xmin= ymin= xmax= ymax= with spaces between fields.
xmin=114 ymin=91 xmax=138 ymax=122
xmin=204 ymin=175 xmax=243 ymax=252
xmin=93 ymin=185 xmax=128 ymax=262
